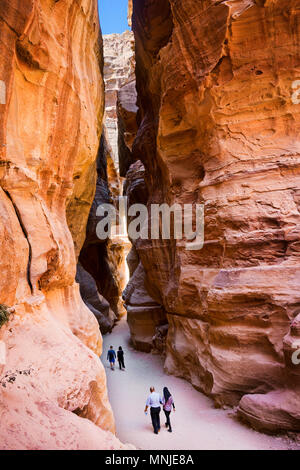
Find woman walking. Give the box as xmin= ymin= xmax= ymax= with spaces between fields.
xmin=117 ymin=346 xmax=125 ymax=370
xmin=163 ymin=387 xmax=175 ymax=432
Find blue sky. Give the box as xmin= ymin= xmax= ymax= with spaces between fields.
xmin=98 ymin=0 xmax=129 ymax=35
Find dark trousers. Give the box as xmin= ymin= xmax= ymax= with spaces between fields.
xmin=164 ymin=410 xmax=172 ymax=430
xmin=150 ymin=407 xmax=161 ymax=433
xmin=118 ymin=358 xmax=125 ymax=369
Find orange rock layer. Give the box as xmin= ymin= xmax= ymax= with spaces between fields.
xmin=0 ymin=0 xmax=128 ymax=449
xmin=130 ymin=0 xmax=300 ymax=431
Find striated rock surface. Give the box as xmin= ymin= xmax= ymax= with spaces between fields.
xmin=76 ymin=263 xmax=116 ymax=334
xmin=79 ymin=133 xmax=123 ymax=321
xmin=123 ymin=160 xmax=167 ymax=352
xmin=0 ymin=0 xmax=128 ymax=449
xmin=118 ymin=80 xmax=138 ymax=177
xmin=130 ymin=0 xmax=300 ymax=431
xmin=124 ymin=261 xmax=166 ymax=352
xmin=103 ymin=30 xmax=135 ymax=171
xmin=78 ymin=31 xmax=136 ymax=324
xmin=152 ymin=324 xmax=169 ymax=355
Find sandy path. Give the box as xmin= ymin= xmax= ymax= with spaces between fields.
xmin=101 ymin=319 xmax=298 ymax=450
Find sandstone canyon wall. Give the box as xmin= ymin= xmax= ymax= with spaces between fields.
xmin=78 ymin=31 xmax=136 ymax=329
xmin=129 ymin=0 xmax=300 ymax=431
xmin=0 ymin=0 xmax=128 ymax=449
xmin=78 ymin=133 xmax=120 ymax=333
xmin=128 ymin=0 xmax=133 ymax=29
xmin=109 ymin=24 xmax=170 ymax=353
xmin=123 ymin=160 xmax=168 ymax=352
xmin=103 ymin=31 xmax=135 ymax=172
xmin=102 ymin=30 xmax=136 ymax=300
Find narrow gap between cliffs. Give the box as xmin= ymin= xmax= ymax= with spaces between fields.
xmin=77 ymin=2 xmax=133 ymax=338
xmin=77 ymin=0 xmax=169 ymax=357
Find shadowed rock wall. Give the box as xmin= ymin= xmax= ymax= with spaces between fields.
xmin=78 ymin=132 xmax=122 ymax=329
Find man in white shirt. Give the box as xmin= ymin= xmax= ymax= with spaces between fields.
xmin=144 ymin=386 xmax=163 ymax=434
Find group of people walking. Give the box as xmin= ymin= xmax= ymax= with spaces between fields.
xmin=107 ymin=345 xmax=125 ymax=370
xmin=145 ymin=386 xmax=175 ymax=434
xmin=107 ymin=347 xmax=176 ymax=434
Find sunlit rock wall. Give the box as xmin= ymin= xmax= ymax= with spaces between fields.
xmin=103 ymin=30 xmax=135 ymax=171
xmin=0 ymin=0 xmax=128 ymax=449
xmin=128 ymin=0 xmax=133 ymax=28
xmin=131 ymin=0 xmax=300 ymax=431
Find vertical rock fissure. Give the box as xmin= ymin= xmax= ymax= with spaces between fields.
xmin=3 ymin=189 xmax=33 ymax=294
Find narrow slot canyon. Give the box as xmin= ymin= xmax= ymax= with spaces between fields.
xmin=0 ymin=0 xmax=300 ymax=452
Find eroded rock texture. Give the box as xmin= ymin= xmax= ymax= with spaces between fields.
xmin=103 ymin=30 xmax=135 ymax=171
xmin=118 ymin=80 xmax=138 ymax=177
xmin=78 ymin=132 xmax=123 ymax=327
xmin=78 ymin=31 xmax=136 ymax=326
xmin=128 ymin=0 xmax=133 ymax=28
xmin=130 ymin=0 xmax=300 ymax=431
xmin=123 ymin=161 xmax=167 ymax=352
xmin=76 ymin=262 xmax=116 ymax=334
xmin=0 ymin=0 xmax=127 ymax=450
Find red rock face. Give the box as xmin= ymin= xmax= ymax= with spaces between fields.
xmin=130 ymin=0 xmax=300 ymax=431
xmin=0 ymin=0 xmax=130 ymax=450
xmin=123 ymin=161 xmax=168 ymax=352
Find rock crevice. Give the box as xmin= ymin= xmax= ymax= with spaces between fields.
xmin=2 ymin=189 xmax=33 ymax=294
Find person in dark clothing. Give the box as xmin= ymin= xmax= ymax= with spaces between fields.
xmin=117 ymin=346 xmax=125 ymax=370
xmin=163 ymin=387 xmax=175 ymax=432
xmin=107 ymin=346 xmax=116 ymax=370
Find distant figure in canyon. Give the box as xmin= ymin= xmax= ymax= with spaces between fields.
xmin=107 ymin=346 xmax=116 ymax=370
xmin=117 ymin=346 xmax=125 ymax=370
xmin=144 ymin=387 xmax=163 ymax=434
xmin=163 ymin=387 xmax=175 ymax=433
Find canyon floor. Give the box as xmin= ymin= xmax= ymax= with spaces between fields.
xmin=101 ymin=319 xmax=300 ymax=451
